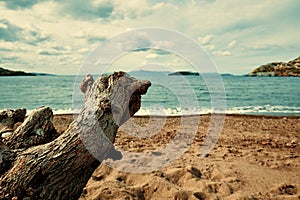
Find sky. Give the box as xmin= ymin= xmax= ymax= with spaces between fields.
xmin=0 ymin=0 xmax=299 ymax=75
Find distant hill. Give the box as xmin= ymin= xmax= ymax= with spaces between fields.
xmin=0 ymin=67 xmax=35 ymax=76
xmin=31 ymin=72 xmax=56 ymax=76
xmin=248 ymin=56 xmax=300 ymax=77
xmin=128 ymin=70 xmax=170 ymax=76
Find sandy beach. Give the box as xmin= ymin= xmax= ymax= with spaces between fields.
xmin=52 ymin=114 xmax=300 ymax=200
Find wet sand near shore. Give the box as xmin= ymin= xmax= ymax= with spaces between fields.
xmin=53 ymin=114 xmax=300 ymax=200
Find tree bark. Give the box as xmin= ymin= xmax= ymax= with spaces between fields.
xmin=0 ymin=72 xmax=151 ymax=200
xmin=0 ymin=108 xmax=26 ymax=135
xmin=2 ymin=106 xmax=58 ymax=149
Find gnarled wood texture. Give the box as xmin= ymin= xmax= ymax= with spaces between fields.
xmin=0 ymin=72 xmax=151 ymax=200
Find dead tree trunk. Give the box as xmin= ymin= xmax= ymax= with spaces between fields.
xmin=0 ymin=72 xmax=151 ymax=200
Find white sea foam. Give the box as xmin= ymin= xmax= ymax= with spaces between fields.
xmin=52 ymin=108 xmax=80 ymax=115
xmin=226 ymin=105 xmax=300 ymax=115
xmin=134 ymin=105 xmax=300 ymax=116
xmin=26 ymin=108 xmax=80 ymax=116
xmin=25 ymin=105 xmax=300 ymax=116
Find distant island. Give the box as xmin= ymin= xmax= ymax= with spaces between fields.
xmin=247 ymin=56 xmax=300 ymax=77
xmin=169 ymin=71 xmax=200 ymax=76
xmin=0 ymin=67 xmax=35 ymax=76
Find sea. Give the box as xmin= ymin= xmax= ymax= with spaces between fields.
xmin=0 ymin=71 xmax=299 ymax=116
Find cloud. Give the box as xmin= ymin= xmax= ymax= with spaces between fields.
xmin=1 ymin=56 xmax=19 ymax=61
xmin=1 ymin=0 xmax=115 ymax=20
xmin=221 ymin=20 xmax=259 ymax=34
xmin=151 ymin=49 xmax=172 ymax=55
xmin=121 ymin=31 xmax=152 ymax=52
xmin=227 ymin=40 xmax=237 ymax=49
xmin=0 ymin=47 xmax=13 ymax=52
xmin=0 ymin=19 xmax=23 ymax=42
xmin=198 ymin=34 xmax=213 ymax=45
xmin=204 ymin=44 xmax=215 ymax=51
xmin=0 ymin=0 xmax=41 ymax=10
xmin=149 ymin=0 xmax=216 ymax=7
xmin=1 ymin=0 xmax=116 ymax=22
xmin=0 ymin=23 xmax=8 ymax=29
xmin=24 ymin=27 xmax=51 ymax=45
xmin=52 ymin=45 xmax=72 ymax=51
xmin=144 ymin=51 xmax=172 ymax=61
xmin=119 ymin=31 xmax=175 ymax=56
xmin=111 ymin=0 xmax=154 ymax=20
xmin=72 ymin=31 xmax=107 ymax=44
xmin=213 ymin=50 xmax=231 ymax=56
xmin=0 ymin=0 xmax=299 ymax=75
xmin=146 ymin=53 xmax=158 ymax=59
xmin=60 ymin=0 xmax=114 ymax=20
xmin=0 ymin=19 xmax=51 ymax=45
xmin=0 ymin=56 xmax=19 ymax=64
xmin=38 ymin=50 xmax=60 ymax=56
xmin=0 ymin=41 xmax=16 ymax=52
xmin=87 ymin=36 xmax=107 ymax=44
xmin=131 ymin=47 xmax=150 ymax=52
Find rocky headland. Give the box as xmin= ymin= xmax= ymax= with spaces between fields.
xmin=0 ymin=67 xmax=35 ymax=76
xmin=248 ymin=56 xmax=300 ymax=77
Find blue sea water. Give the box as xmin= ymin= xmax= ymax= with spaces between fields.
xmin=0 ymin=72 xmax=299 ymax=116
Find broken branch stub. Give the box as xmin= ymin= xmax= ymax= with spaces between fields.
xmin=2 ymin=106 xmax=58 ymax=149
xmin=0 ymin=108 xmax=26 ymax=135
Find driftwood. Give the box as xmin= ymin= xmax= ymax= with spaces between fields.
xmin=0 ymin=108 xmax=26 ymax=135
xmin=0 ymin=72 xmax=151 ymax=200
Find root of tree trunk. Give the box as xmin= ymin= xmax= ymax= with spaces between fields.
xmin=0 ymin=72 xmax=151 ymax=200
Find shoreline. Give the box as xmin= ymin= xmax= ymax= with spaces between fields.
xmin=54 ymin=113 xmax=300 ymax=118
